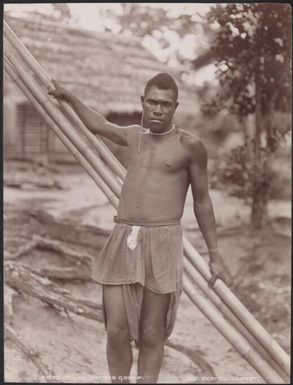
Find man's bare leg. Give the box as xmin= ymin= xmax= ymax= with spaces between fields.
xmin=103 ymin=285 xmax=133 ymax=383
xmin=137 ymin=288 xmax=170 ymax=383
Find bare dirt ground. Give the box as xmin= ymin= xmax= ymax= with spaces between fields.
xmin=3 ymin=161 xmax=291 ymax=383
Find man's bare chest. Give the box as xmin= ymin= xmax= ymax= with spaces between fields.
xmin=128 ymin=134 xmax=188 ymax=173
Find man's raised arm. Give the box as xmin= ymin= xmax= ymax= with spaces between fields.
xmin=187 ymin=137 xmax=232 ymax=287
xmin=48 ymin=80 xmax=129 ymax=146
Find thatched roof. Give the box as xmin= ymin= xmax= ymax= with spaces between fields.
xmin=4 ymin=13 xmax=199 ymax=117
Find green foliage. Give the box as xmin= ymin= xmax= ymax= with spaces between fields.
xmin=207 ymin=3 xmax=291 ymax=117
xmin=213 ymin=136 xmax=291 ymax=201
xmin=211 ymin=111 xmax=291 ymax=201
xmin=213 ymin=141 xmax=266 ymax=199
xmin=206 ymin=4 xmax=291 ymax=226
xmin=115 ymin=4 xmax=214 ymax=66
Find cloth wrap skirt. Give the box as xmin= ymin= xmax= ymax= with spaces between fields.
xmin=92 ymin=216 xmax=184 ymax=345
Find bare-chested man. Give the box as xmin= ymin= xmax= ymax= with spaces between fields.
xmin=49 ymin=73 xmax=231 ymax=383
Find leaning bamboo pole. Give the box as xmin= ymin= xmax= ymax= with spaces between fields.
xmin=4 ymin=24 xmax=289 ymax=376
xmin=3 ymin=19 xmax=126 ymax=182
xmin=183 ymin=238 xmax=290 ymax=376
xmin=183 ymin=276 xmax=283 ymax=383
xmin=5 ymin=59 xmax=285 ymax=384
xmin=3 ymin=21 xmax=288 ymax=380
xmin=3 ymin=58 xmax=119 ymax=208
xmin=183 ymin=258 xmax=289 ymax=382
xmin=4 ymin=42 xmax=122 ymax=200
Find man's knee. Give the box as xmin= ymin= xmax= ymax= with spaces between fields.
xmin=107 ymin=324 xmax=130 ymax=346
xmin=140 ymin=325 xmax=165 ymax=348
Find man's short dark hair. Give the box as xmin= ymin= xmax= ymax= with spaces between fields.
xmin=144 ymin=72 xmax=179 ymax=101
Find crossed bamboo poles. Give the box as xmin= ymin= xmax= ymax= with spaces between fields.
xmin=4 ymin=19 xmax=290 ymax=384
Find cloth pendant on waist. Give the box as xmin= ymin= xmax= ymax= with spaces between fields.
xmin=127 ymin=226 xmax=141 ymax=250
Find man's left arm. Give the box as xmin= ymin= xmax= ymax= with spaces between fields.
xmin=188 ymin=138 xmax=232 ymax=287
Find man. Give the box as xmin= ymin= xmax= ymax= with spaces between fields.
xmin=49 ymin=73 xmax=231 ymax=383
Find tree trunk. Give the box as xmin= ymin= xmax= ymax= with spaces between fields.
xmin=251 ymin=59 xmax=268 ymax=229
xmin=251 ymin=181 xmax=269 ymax=229
xmin=250 ymin=10 xmax=283 ymax=229
xmin=251 ymin=115 xmax=270 ymax=229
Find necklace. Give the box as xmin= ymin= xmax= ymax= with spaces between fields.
xmin=137 ymin=124 xmax=176 ymax=153
xmin=146 ymin=124 xmax=176 ymax=136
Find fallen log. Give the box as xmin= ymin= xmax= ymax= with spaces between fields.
xmin=33 ymin=235 xmax=93 ymax=263
xmin=5 ymin=237 xmax=39 ymax=261
xmin=5 ymin=261 xmax=104 ymax=322
xmin=33 ymin=266 xmax=93 ymax=281
xmin=4 ymin=175 xmax=65 ymax=190
xmin=4 ymin=208 xmax=109 ymax=257
xmin=5 ymin=235 xmax=94 ymax=281
xmin=29 ymin=209 xmax=109 ymax=251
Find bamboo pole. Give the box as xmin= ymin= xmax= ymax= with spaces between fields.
xmin=183 ymin=276 xmax=283 ymax=383
xmin=183 ymin=238 xmax=290 ymax=376
xmin=3 ymin=19 xmax=126 ymax=182
xmin=4 ymin=57 xmax=286 ymax=384
xmin=6 ymin=24 xmax=288 ymax=375
xmin=4 ymin=58 xmax=119 ymax=208
xmin=183 ymin=257 xmax=289 ymax=382
xmin=3 ymin=23 xmax=288 ymax=380
xmin=4 ymin=43 xmax=122 ymax=199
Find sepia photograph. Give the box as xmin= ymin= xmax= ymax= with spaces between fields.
xmin=3 ymin=2 xmax=291 ymax=383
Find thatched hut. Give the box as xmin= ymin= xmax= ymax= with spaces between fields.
xmin=4 ymin=13 xmax=200 ymax=163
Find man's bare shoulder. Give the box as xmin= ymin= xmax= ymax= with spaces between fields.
xmin=127 ymin=124 xmax=141 ymax=132
xmin=122 ymin=124 xmax=139 ymax=135
xmin=125 ymin=124 xmax=141 ymax=142
xmin=107 ymin=123 xmax=139 ymax=145
xmin=178 ymin=129 xmax=207 ymax=160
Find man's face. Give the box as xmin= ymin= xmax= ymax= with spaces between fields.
xmin=141 ymin=86 xmax=179 ymax=133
